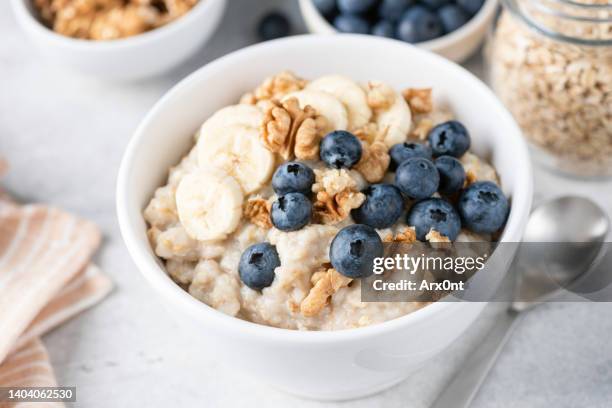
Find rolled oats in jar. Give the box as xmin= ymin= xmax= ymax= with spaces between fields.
xmin=487 ymin=0 xmax=612 ymax=178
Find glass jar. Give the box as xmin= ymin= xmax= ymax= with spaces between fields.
xmin=486 ymin=0 xmax=612 ymax=178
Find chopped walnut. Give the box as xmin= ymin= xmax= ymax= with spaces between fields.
xmin=411 ymin=118 xmax=434 ymax=140
xmin=426 ymin=229 xmax=451 ymax=243
xmin=300 ymin=268 xmax=352 ymax=317
xmin=355 ymin=141 xmax=390 ymax=183
xmin=295 ymin=115 xmax=328 ymax=160
xmin=461 ymin=152 xmax=501 ymax=185
xmin=312 ymin=168 xmax=361 ymax=197
xmin=260 ymin=98 xmax=325 ymax=160
xmin=383 ymin=226 xmax=417 ymax=244
xmin=465 ymin=170 xmax=478 ymax=186
xmin=34 ymin=0 xmax=196 ymax=40
xmin=352 ymin=122 xmax=386 ymax=145
xmin=313 ymin=189 xmax=365 ymax=225
xmin=403 ymin=88 xmax=433 ymax=114
xmin=244 ymin=198 xmax=272 ymax=229
xmin=242 ymin=71 xmax=307 ymax=104
xmin=89 ymin=5 xmax=158 ymax=40
xmin=365 ymin=81 xmax=396 ymax=110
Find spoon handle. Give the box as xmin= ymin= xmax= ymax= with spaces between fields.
xmin=430 ymin=309 xmax=522 ymax=408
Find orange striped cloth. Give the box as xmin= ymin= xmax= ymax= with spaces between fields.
xmin=0 ymin=190 xmax=112 ymax=407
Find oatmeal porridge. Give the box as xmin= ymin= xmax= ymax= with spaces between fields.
xmin=144 ymin=71 xmax=509 ymax=331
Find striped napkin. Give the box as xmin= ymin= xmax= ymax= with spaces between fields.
xmin=0 ymin=169 xmax=112 ymax=407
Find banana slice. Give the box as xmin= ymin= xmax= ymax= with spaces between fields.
xmin=374 ymin=87 xmax=413 ymax=147
xmin=283 ymin=90 xmax=348 ymax=134
xmin=200 ymin=105 xmax=263 ymax=138
xmin=197 ymin=125 xmax=274 ymax=194
xmin=176 ymin=168 xmax=244 ymax=241
xmin=307 ymin=75 xmax=372 ymax=129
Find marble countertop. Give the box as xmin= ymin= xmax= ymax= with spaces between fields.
xmin=2 ymin=0 xmax=612 ymax=407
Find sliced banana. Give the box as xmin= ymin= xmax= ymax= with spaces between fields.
xmin=373 ymin=86 xmax=413 ymax=147
xmin=283 ymin=90 xmax=348 ymax=134
xmin=200 ymin=104 xmax=263 ymax=137
xmin=176 ymin=168 xmax=244 ymax=241
xmin=197 ymin=125 xmax=274 ymax=194
xmin=307 ymin=75 xmax=372 ymax=129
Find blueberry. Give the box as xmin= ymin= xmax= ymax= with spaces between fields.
xmin=435 ymin=156 xmax=466 ymax=195
xmin=352 ymin=184 xmax=405 ymax=229
xmin=337 ymin=0 xmax=378 ymax=14
xmin=428 ymin=120 xmax=471 ymax=158
xmin=378 ymin=0 xmax=414 ymax=22
xmin=272 ymin=162 xmax=315 ymax=196
xmin=239 ymin=243 xmax=280 ymax=290
xmin=313 ymin=0 xmax=337 ymax=17
xmin=407 ymin=198 xmax=461 ymax=241
xmin=389 ymin=142 xmax=433 ymax=171
xmin=320 ymin=130 xmax=363 ymax=169
xmin=438 ymin=5 xmax=469 ymax=33
xmin=458 ymin=181 xmax=509 ymax=234
xmin=257 ymin=12 xmax=291 ymax=41
xmin=397 ymin=6 xmax=444 ymax=43
xmin=395 ymin=157 xmax=440 ymax=200
xmin=419 ymin=0 xmax=451 ymax=10
xmin=333 ymin=14 xmax=370 ymax=34
xmin=457 ymin=0 xmax=484 ymax=15
xmin=371 ymin=20 xmax=396 ymax=38
xmin=271 ymin=193 xmax=312 ymax=232
xmin=330 ymin=224 xmax=384 ymax=278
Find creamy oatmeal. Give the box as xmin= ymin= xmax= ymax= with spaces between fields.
xmin=144 ymin=71 xmax=508 ymax=331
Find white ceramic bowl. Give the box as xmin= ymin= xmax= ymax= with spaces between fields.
xmin=10 ymin=0 xmax=226 ymax=81
xmin=299 ymin=0 xmax=498 ymax=63
xmin=117 ymin=35 xmax=532 ymax=401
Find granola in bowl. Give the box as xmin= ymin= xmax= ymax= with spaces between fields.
xmin=33 ymin=0 xmax=199 ymax=40
xmin=144 ymin=71 xmax=509 ymax=331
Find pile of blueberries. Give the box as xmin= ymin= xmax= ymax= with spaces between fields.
xmin=314 ymin=0 xmax=484 ymax=43
xmin=239 ymin=120 xmax=509 ymax=291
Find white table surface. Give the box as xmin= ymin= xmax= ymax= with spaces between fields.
xmin=2 ymin=1 xmax=612 ymax=407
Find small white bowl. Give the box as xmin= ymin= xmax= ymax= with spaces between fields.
xmin=117 ymin=35 xmax=532 ymax=401
xmin=299 ymin=0 xmax=498 ymax=63
xmin=10 ymin=0 xmax=227 ymax=81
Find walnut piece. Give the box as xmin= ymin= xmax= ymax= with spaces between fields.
xmin=355 ymin=141 xmax=390 ymax=183
xmin=260 ymin=98 xmax=325 ymax=160
xmin=465 ymin=170 xmax=478 ymax=186
xmin=89 ymin=5 xmax=158 ymax=40
xmin=34 ymin=0 xmax=196 ymax=40
xmin=365 ymin=81 xmax=396 ymax=110
xmin=242 ymin=71 xmax=307 ymax=105
xmin=426 ymin=229 xmax=451 ymax=243
xmin=383 ymin=226 xmax=417 ymax=244
xmin=313 ymin=189 xmax=365 ymax=225
xmin=352 ymin=122 xmax=386 ymax=145
xmin=411 ymin=118 xmax=434 ymax=140
xmin=312 ymin=168 xmax=361 ymax=197
xmin=403 ymin=88 xmax=433 ymax=114
xmin=295 ymin=115 xmax=328 ymax=160
xmin=244 ymin=198 xmax=272 ymax=229
xmin=300 ymin=268 xmax=352 ymax=317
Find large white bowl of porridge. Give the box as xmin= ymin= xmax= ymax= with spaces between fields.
xmin=117 ymin=35 xmax=532 ymax=400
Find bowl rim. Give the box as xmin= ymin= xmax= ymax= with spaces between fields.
xmin=299 ymin=0 xmax=499 ymax=51
xmin=10 ymin=0 xmax=225 ymax=51
xmin=116 ymin=34 xmax=533 ymax=345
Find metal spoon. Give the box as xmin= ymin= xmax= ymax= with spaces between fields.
xmin=431 ymin=196 xmax=610 ymax=408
